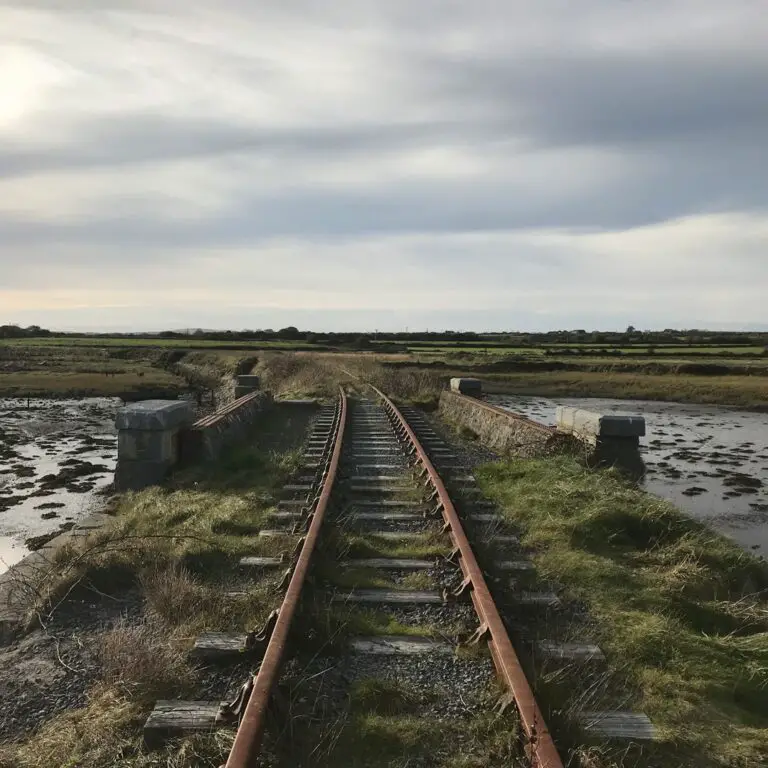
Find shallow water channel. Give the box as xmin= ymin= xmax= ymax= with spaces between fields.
xmin=0 ymin=398 xmax=118 ymax=574
xmin=489 ymin=395 xmax=768 ymax=559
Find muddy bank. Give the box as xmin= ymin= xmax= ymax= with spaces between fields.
xmin=0 ymin=399 xmax=119 ymax=573
xmin=489 ymin=394 xmax=768 ymax=558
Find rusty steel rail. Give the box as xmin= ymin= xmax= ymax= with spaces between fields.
xmin=372 ymin=386 xmax=565 ymax=768
xmin=194 ymin=391 xmax=263 ymax=429
xmin=224 ymin=388 xmax=348 ymax=768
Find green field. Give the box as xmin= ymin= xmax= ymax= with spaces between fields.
xmin=0 ymin=337 xmax=310 ymax=350
xmin=405 ymin=344 xmax=766 ymax=358
xmin=2 ymin=335 xmax=767 ymax=407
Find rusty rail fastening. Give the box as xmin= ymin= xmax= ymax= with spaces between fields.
xmin=223 ymin=388 xmax=348 ymax=768
xmin=371 ymin=385 xmax=565 ymax=768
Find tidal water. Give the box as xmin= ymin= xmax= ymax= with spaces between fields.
xmin=489 ymin=395 xmax=768 ymax=559
xmin=0 ymin=398 xmax=118 ymax=574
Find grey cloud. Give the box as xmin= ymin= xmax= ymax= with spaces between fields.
xmin=0 ymin=117 xmax=457 ymax=178
xmin=3 ymin=0 xmax=768 ymax=330
xmin=1 ymin=133 xmax=766 ymax=252
xmin=415 ymin=49 xmax=768 ymax=149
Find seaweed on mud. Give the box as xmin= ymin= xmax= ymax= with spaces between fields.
xmin=38 ymin=462 xmax=109 ymax=491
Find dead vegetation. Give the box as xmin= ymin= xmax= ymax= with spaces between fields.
xmin=0 ymin=430 xmax=303 ymax=767
xmin=99 ymin=618 xmax=197 ymax=700
xmin=255 ymin=351 xmax=445 ymax=406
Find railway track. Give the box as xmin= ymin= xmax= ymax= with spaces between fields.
xmin=144 ymin=388 xmax=652 ymax=766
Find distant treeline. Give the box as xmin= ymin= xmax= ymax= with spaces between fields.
xmin=2 ymin=324 xmax=767 ymax=347
xmin=0 ymin=325 xmax=54 ymax=338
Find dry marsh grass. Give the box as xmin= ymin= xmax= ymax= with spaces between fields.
xmin=256 ymin=351 xmax=445 ymax=406
xmin=0 ymin=433 xmax=301 ymax=768
xmin=99 ymin=618 xmax=197 ymax=700
xmin=481 ymin=370 xmax=768 ymax=410
xmin=0 ymin=686 xmax=234 ymax=768
xmin=0 ymin=620 xmax=216 ymax=768
xmin=140 ymin=563 xmax=277 ymax=632
xmin=256 ymin=352 xmax=344 ymax=399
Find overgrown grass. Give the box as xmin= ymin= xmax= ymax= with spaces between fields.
xmin=269 ymin=670 xmax=525 ymax=768
xmin=329 ymin=607 xmax=449 ymax=638
xmin=481 ymin=371 xmax=768 ymax=410
xmin=45 ymin=440 xmax=302 ymax=631
xmin=254 ymin=351 xmax=445 ymax=406
xmin=342 ymin=531 xmax=450 ymax=560
xmin=477 ymin=455 xmax=768 ymax=767
xmin=99 ymin=618 xmax=197 ymax=700
xmin=0 ymin=619 xmax=233 ymax=768
xmin=1 ymin=436 xmax=302 ymax=767
xmin=324 ymin=566 xmax=435 ymax=591
xmin=256 ymin=352 xmax=344 ymax=399
xmin=0 ymin=687 xmax=234 ymax=768
xmin=280 ymin=702 xmax=526 ymax=767
xmin=350 ymin=678 xmax=420 ymax=715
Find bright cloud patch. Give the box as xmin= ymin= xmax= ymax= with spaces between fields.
xmin=1 ymin=1 xmax=767 ymax=331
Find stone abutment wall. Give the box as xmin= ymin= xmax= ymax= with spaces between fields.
xmin=114 ymin=392 xmax=274 ymax=490
xmin=438 ymin=390 xmax=567 ymax=457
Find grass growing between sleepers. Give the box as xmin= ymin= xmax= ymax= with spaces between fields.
xmin=0 ymin=423 xmax=305 ymax=768
xmin=476 ymin=455 xmax=768 ymax=767
xmin=260 ymin=672 xmax=526 ymax=768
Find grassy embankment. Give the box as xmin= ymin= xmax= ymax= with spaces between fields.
xmin=248 ymin=351 xmax=768 ymax=411
xmin=255 ymin=352 xmax=444 ymax=407
xmin=3 ymin=334 xmax=768 ymax=408
xmin=477 ymin=456 xmax=768 ymax=767
xmin=0 ymin=415 xmax=303 ymax=768
xmin=244 ymin=347 xmax=768 ymax=411
xmin=0 ymin=343 xmax=260 ymax=400
xmin=481 ymin=371 xmax=768 ymax=410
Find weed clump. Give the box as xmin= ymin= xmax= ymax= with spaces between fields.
xmin=350 ymin=679 xmax=419 ymax=715
xmin=99 ymin=618 xmax=196 ymax=701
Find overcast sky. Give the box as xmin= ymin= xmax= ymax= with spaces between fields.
xmin=1 ymin=1 xmax=767 ymax=332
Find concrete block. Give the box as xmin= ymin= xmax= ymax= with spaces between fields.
xmin=118 ymin=430 xmax=177 ymax=462
xmin=115 ymin=459 xmax=174 ymax=491
xmin=236 ymin=375 xmax=260 ymax=389
xmin=556 ymin=407 xmax=645 ymax=439
xmin=450 ymin=378 xmax=483 ymax=396
xmin=116 ymin=400 xmax=194 ymax=431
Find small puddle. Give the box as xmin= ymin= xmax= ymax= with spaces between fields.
xmin=488 ymin=395 xmax=768 ymax=559
xmin=0 ymin=397 xmax=119 ymax=576
xmin=0 ymin=534 xmax=28 ymax=571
